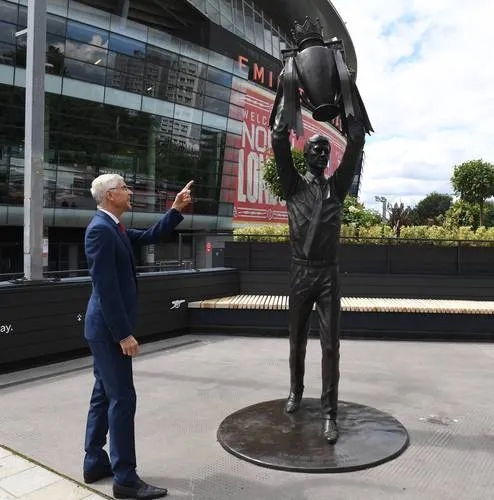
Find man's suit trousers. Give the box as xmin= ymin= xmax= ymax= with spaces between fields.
xmin=84 ymin=341 xmax=139 ymax=486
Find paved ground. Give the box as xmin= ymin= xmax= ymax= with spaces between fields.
xmin=0 ymin=446 xmax=108 ymax=499
xmin=1 ymin=335 xmax=494 ymax=500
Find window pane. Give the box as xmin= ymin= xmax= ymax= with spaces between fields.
xmin=0 ymin=21 xmax=17 ymax=44
xmin=106 ymin=69 xmax=143 ymax=94
xmin=233 ymin=0 xmax=243 ymax=29
xmin=219 ymin=0 xmax=233 ymax=21
xmin=146 ymin=46 xmax=177 ymax=69
xmin=243 ymin=5 xmax=255 ymax=43
xmin=47 ymin=14 xmax=66 ymax=37
xmin=17 ymin=6 xmax=26 ymax=30
xmin=65 ymin=39 xmax=107 ymax=66
xmin=109 ymin=32 xmax=145 ymax=57
xmin=0 ymin=42 xmax=16 ymax=66
xmin=205 ymin=80 xmax=230 ymax=101
xmin=66 ymin=21 xmax=109 ymax=47
xmin=0 ymin=1 xmax=18 ymax=24
xmin=263 ymin=19 xmax=272 ymax=54
xmin=108 ymin=51 xmax=144 ymax=76
xmin=46 ymin=34 xmax=65 ymax=75
xmin=204 ymin=96 xmax=229 ymax=116
xmin=207 ymin=65 xmax=232 ymax=87
xmin=272 ymin=29 xmax=280 ymax=59
xmin=178 ymin=56 xmax=206 ymax=78
xmin=254 ymin=12 xmax=264 ymax=49
xmin=64 ymin=58 xmax=106 ymax=85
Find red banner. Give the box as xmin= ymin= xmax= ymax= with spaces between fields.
xmin=233 ymin=84 xmax=346 ymax=224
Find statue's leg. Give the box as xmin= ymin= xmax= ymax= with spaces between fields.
xmin=288 ymin=262 xmax=314 ymax=400
xmin=315 ymin=267 xmax=341 ymax=420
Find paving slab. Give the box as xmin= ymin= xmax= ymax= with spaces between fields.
xmin=1 ymin=335 xmax=494 ymax=499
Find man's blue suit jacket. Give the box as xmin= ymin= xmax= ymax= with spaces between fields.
xmin=84 ymin=209 xmax=183 ymax=343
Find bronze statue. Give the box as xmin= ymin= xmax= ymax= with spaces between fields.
xmin=269 ymin=17 xmax=372 ymax=444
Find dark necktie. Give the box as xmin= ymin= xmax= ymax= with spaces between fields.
xmin=118 ymin=221 xmax=125 ymax=234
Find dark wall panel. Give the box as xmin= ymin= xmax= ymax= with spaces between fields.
xmin=0 ymin=268 xmax=239 ymax=370
xmin=239 ymin=271 xmax=494 ymax=300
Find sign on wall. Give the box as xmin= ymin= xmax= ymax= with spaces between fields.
xmin=233 ymin=84 xmax=346 ymax=224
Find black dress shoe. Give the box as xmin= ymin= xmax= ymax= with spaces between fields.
xmin=83 ymin=465 xmax=112 ymax=484
xmin=323 ymin=418 xmax=339 ymax=444
xmin=285 ymin=391 xmax=303 ymax=413
xmin=113 ymin=479 xmax=168 ymax=499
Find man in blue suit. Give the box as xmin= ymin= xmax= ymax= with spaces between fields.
xmin=83 ymin=173 xmax=193 ymax=499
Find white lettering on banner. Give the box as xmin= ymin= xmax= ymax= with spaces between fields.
xmin=237 ymin=148 xmax=246 ymax=202
xmin=238 ymin=121 xmax=283 ymax=207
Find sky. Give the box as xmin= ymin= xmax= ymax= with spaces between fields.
xmin=333 ymin=0 xmax=494 ymax=213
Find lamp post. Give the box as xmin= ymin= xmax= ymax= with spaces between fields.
xmin=374 ymin=195 xmax=387 ymax=222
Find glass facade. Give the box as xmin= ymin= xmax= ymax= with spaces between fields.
xmin=188 ymin=0 xmax=291 ymax=59
xmin=0 ymin=0 xmax=356 ymax=275
xmin=0 ymin=0 xmax=250 ymax=231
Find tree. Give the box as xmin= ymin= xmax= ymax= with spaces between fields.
xmin=262 ymin=149 xmax=306 ymax=201
xmin=445 ymin=199 xmax=494 ymax=229
xmin=451 ymin=159 xmax=494 ymax=226
xmin=387 ymin=202 xmax=412 ymax=237
xmin=342 ymin=196 xmax=381 ymax=228
xmin=410 ymin=192 xmax=452 ymax=226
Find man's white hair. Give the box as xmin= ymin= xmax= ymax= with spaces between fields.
xmin=90 ymin=174 xmax=124 ymax=205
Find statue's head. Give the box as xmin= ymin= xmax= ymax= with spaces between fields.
xmin=304 ymin=134 xmax=331 ymax=174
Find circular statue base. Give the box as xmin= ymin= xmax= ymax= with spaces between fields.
xmin=217 ymin=398 xmax=409 ymax=473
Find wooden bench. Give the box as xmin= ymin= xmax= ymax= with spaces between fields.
xmin=188 ymin=295 xmax=494 ymax=315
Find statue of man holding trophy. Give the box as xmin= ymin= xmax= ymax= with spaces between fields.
xmin=269 ymin=16 xmax=373 ymax=444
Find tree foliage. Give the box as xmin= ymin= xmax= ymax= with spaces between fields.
xmin=445 ymin=199 xmax=494 ymax=229
xmin=387 ymin=202 xmax=412 ymax=236
xmin=410 ymin=192 xmax=452 ymax=226
xmin=451 ymin=159 xmax=494 ymax=225
xmin=261 ymin=149 xmax=307 ymax=201
xmin=342 ymin=196 xmax=382 ymax=228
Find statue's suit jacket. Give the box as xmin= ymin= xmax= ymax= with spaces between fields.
xmin=84 ymin=208 xmax=183 ymax=343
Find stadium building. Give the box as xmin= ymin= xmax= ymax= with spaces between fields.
xmin=0 ymin=0 xmax=363 ymax=274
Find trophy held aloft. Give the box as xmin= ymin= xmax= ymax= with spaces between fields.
xmin=269 ymin=16 xmax=373 ymax=138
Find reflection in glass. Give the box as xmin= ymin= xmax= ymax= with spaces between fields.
xmin=263 ymin=19 xmax=272 ymax=55
xmin=254 ymin=12 xmax=264 ymax=50
xmin=232 ymin=0 xmax=243 ymax=28
xmin=106 ymin=69 xmax=143 ymax=94
xmin=204 ymin=96 xmax=229 ymax=116
xmin=205 ymin=80 xmax=230 ymax=101
xmin=17 ymin=5 xmax=26 ymax=30
xmin=47 ymin=14 xmax=67 ymax=37
xmin=46 ymin=35 xmax=65 ymax=75
xmin=107 ymin=50 xmax=144 ymax=75
xmin=109 ymin=32 xmax=145 ymax=57
xmin=0 ymin=42 xmax=16 ymax=66
xmin=0 ymin=1 xmax=18 ymax=25
xmin=66 ymin=20 xmax=109 ymax=47
xmin=0 ymin=21 xmax=17 ymax=45
xmin=207 ymin=65 xmax=232 ymax=87
xmin=243 ymin=4 xmax=255 ymax=44
xmin=272 ymin=28 xmax=280 ymax=60
xmin=64 ymin=58 xmax=106 ymax=85
xmin=65 ymin=38 xmax=107 ymax=66
xmin=219 ymin=0 xmax=233 ymax=21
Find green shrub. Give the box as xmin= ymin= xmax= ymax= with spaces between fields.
xmin=262 ymin=149 xmax=307 ymax=201
xmin=233 ymin=224 xmax=494 ymax=246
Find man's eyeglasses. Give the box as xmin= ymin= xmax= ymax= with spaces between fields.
xmin=108 ymin=185 xmax=132 ymax=192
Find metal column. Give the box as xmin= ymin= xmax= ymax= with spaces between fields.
xmin=23 ymin=0 xmax=46 ymax=280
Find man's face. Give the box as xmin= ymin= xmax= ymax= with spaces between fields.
xmin=107 ymin=182 xmax=133 ymax=212
xmin=306 ymin=141 xmax=330 ymax=172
